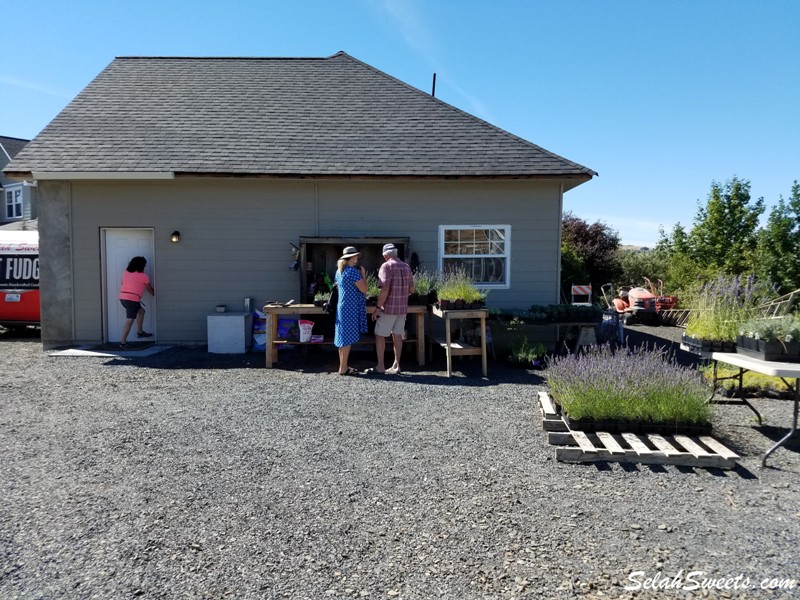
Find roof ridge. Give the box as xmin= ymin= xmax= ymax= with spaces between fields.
xmin=114 ymin=55 xmax=334 ymax=61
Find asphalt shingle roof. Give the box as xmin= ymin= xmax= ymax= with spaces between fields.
xmin=5 ymin=52 xmax=595 ymax=179
xmin=0 ymin=136 xmax=29 ymax=161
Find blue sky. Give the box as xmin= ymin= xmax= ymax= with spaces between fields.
xmin=2 ymin=0 xmax=798 ymax=247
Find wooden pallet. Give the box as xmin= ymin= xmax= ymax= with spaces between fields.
xmin=537 ymin=392 xmax=739 ymax=469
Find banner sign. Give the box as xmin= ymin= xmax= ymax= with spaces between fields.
xmin=0 ymin=254 xmax=39 ymax=289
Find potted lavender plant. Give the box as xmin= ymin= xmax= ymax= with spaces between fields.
xmin=682 ymin=275 xmax=776 ymax=354
xmin=409 ymin=269 xmax=436 ymax=305
xmin=546 ymin=345 xmax=712 ymax=434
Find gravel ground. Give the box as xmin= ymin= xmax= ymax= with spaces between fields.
xmin=1 ymin=326 xmax=799 ymax=599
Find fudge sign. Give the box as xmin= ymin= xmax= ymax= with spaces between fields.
xmin=0 ymin=255 xmax=40 ymax=289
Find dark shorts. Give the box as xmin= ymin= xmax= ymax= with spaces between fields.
xmin=120 ymin=299 xmax=142 ymax=319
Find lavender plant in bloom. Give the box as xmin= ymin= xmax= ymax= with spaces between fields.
xmin=685 ymin=275 xmax=776 ymax=342
xmin=546 ymin=345 xmax=711 ymax=424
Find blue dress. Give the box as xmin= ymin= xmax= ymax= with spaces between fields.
xmin=334 ymin=266 xmax=367 ymax=347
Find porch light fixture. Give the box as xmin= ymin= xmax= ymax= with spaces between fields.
xmin=170 ymin=231 xmax=181 ymax=243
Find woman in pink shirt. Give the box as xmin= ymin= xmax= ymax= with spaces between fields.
xmin=118 ymin=256 xmax=155 ymax=348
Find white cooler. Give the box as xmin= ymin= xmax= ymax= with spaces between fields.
xmin=207 ymin=312 xmax=253 ymax=353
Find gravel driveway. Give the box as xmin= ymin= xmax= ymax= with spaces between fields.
xmin=1 ymin=326 xmax=799 ymax=599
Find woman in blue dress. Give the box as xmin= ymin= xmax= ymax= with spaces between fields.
xmin=334 ymin=246 xmax=368 ymax=375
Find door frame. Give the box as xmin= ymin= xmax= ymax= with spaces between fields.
xmin=101 ymin=228 xmax=156 ymax=343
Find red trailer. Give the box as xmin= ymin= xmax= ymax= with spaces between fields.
xmin=0 ymin=231 xmax=40 ymax=328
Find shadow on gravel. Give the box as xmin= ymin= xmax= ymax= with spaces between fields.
xmin=0 ymin=326 xmax=41 ymax=342
xmin=731 ymin=464 xmax=760 ymax=479
xmin=98 ymin=345 xmax=548 ymax=386
xmin=355 ymin=369 xmax=546 ymax=388
xmin=587 ymin=460 xmax=758 ymax=478
xmin=714 ymin=423 xmax=800 ymax=462
xmin=102 ymin=347 xmax=267 ymax=370
xmin=752 ymin=425 xmax=800 ymax=452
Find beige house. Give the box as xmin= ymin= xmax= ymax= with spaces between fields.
xmin=4 ymin=52 xmax=595 ymax=348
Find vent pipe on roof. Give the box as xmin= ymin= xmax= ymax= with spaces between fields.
xmin=431 ymin=73 xmax=436 ymax=97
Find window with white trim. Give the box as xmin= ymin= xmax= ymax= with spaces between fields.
xmin=5 ymin=186 xmax=23 ymax=219
xmin=438 ymin=225 xmax=510 ymax=288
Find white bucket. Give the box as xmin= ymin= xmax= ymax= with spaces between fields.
xmin=299 ymin=319 xmax=314 ymax=343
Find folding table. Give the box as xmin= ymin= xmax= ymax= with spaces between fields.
xmin=709 ymin=352 xmax=800 ymax=467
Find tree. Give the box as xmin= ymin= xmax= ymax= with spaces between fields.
xmin=756 ymin=181 xmax=800 ymax=293
xmin=664 ymin=252 xmax=706 ymax=297
xmin=687 ymin=177 xmax=764 ymax=275
xmin=560 ymin=240 xmax=587 ymax=296
xmin=561 ymin=212 xmax=621 ymax=300
xmin=656 ymin=223 xmax=690 ymax=257
xmin=615 ymin=248 xmax=669 ymax=291
xmin=653 ymin=222 xmax=704 ymax=295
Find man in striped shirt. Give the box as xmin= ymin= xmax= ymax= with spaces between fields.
xmin=371 ymin=243 xmax=413 ymax=374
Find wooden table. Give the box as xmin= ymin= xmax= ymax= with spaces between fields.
xmin=263 ymin=304 xmax=426 ymax=368
xmin=430 ymin=306 xmax=488 ymax=377
xmin=709 ymin=352 xmax=800 ymax=467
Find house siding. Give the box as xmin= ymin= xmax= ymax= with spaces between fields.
xmin=52 ymin=177 xmax=561 ymax=345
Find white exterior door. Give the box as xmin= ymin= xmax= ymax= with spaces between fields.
xmin=103 ymin=228 xmax=155 ymax=342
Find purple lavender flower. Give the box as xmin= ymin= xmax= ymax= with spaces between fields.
xmin=545 ymin=344 xmax=710 ymax=423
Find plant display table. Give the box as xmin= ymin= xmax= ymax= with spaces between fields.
xmin=263 ymin=304 xmax=426 ymax=368
xmin=709 ymin=352 xmax=800 ymax=467
xmin=430 ymin=306 xmax=488 ymax=377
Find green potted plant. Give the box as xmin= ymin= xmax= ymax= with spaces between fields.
xmin=528 ymin=305 xmax=549 ymax=323
xmin=313 ymin=291 xmax=330 ymax=307
xmin=507 ymin=337 xmax=547 ymax=369
xmin=737 ymin=314 xmax=800 ymax=362
xmin=365 ymin=273 xmax=380 ymax=305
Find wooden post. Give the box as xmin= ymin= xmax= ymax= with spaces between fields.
xmin=415 ymin=311 xmax=425 ymax=366
xmin=480 ymin=313 xmax=487 ymax=376
xmin=265 ymin=312 xmax=277 ymax=368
